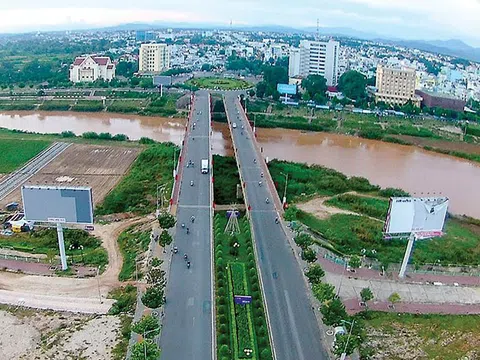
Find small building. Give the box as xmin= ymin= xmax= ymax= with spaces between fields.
xmin=415 ymin=90 xmax=466 ymax=112
xmin=69 ymin=55 xmax=115 ymax=83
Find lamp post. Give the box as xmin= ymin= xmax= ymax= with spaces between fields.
xmin=143 ymin=327 xmax=159 ymax=359
xmin=280 ymin=172 xmax=289 ymax=207
xmin=339 ymin=319 xmax=355 ymax=360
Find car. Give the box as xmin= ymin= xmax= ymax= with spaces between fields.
xmin=233 ymin=123 xmax=237 ymax=129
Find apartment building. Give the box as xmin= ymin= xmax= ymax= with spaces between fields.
xmin=69 ymin=55 xmax=115 ymax=83
xmin=288 ymin=39 xmax=340 ymax=86
xmin=375 ymin=64 xmax=422 ymax=107
xmin=139 ymin=43 xmax=171 ymax=73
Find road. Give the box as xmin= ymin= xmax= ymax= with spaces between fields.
xmin=223 ymin=94 xmax=329 ymax=360
xmin=0 ymin=142 xmax=71 ymax=200
xmin=160 ymin=91 xmax=213 ymax=360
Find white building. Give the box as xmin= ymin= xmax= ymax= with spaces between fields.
xmin=288 ymin=39 xmax=340 ymax=86
xmin=139 ymin=43 xmax=171 ymax=73
xmin=69 ymin=55 xmax=115 ymax=83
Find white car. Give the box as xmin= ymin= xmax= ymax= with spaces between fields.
xmin=233 ymin=123 xmax=237 ymax=129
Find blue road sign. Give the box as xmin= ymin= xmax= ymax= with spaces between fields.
xmin=234 ymin=295 xmax=252 ymax=305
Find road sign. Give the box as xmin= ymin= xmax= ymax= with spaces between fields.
xmin=234 ymin=295 xmax=252 ymax=305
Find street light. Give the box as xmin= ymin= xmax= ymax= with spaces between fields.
xmin=280 ymin=172 xmax=289 ymax=207
xmin=339 ymin=319 xmax=355 ymax=360
xmin=143 ymin=328 xmax=160 ymax=359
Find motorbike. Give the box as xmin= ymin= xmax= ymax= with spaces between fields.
xmin=187 ymin=261 xmax=191 ymax=269
xmin=259 ymin=181 xmax=262 ymax=186
xmin=190 ymin=180 xmax=194 ymax=186
xmin=265 ymin=198 xmax=269 ymax=204
xmin=184 ymin=254 xmax=188 ymax=260
xmin=186 ymin=228 xmax=190 ymax=234
xmin=275 ymin=218 xmax=279 ymax=224
xmin=191 ymin=216 xmax=195 ymax=223
xmin=173 ymin=246 xmax=178 ymax=254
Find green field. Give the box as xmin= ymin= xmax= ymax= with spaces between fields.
xmin=0 ymin=139 xmax=50 ymax=173
xmin=96 ymin=143 xmax=179 ymax=215
xmin=117 ymin=225 xmax=151 ymax=281
xmin=324 ymin=193 xmax=389 ymax=220
xmin=186 ymin=77 xmax=252 ymax=90
xmin=362 ymin=312 xmax=480 ymax=360
xmin=0 ymin=228 xmax=108 ymax=268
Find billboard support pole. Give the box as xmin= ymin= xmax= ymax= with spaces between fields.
xmin=56 ymin=223 xmax=68 ymax=271
xmin=398 ymin=233 xmax=416 ymax=278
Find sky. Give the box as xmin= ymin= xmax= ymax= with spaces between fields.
xmin=0 ymin=0 xmax=479 ymax=46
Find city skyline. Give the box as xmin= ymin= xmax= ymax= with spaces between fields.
xmin=0 ymin=0 xmax=479 ymax=47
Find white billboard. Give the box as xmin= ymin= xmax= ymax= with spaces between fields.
xmin=384 ymin=197 xmax=449 ymax=236
xmin=22 ymin=185 xmax=94 ymax=224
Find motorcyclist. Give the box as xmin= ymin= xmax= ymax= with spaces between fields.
xmin=191 ymin=215 xmax=195 ymax=223
xmin=259 ymin=181 xmax=262 ymax=186
xmin=184 ymin=254 xmax=188 ymax=260
xmin=265 ymin=198 xmax=269 ymax=204
xmin=187 ymin=261 xmax=191 ymax=268
xmin=186 ymin=227 xmax=190 ymax=234
xmin=261 ymin=172 xmax=264 ymax=178
xmin=181 ymin=223 xmax=185 ymax=228
xmin=275 ymin=217 xmax=279 ymax=224
xmin=253 ymin=158 xmax=257 ymax=164
xmin=173 ymin=246 xmax=178 ymax=253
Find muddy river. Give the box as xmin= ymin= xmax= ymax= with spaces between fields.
xmin=1 ymin=111 xmax=479 ymax=218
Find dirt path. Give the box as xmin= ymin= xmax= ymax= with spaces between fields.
xmin=297 ymin=192 xmax=384 ymax=222
xmin=0 ymin=217 xmax=150 ymax=313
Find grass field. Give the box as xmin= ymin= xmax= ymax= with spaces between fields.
xmin=117 ymin=225 xmax=151 ymax=281
xmin=0 ymin=228 xmax=108 ymax=268
xmin=324 ymin=194 xmax=389 ymax=220
xmin=186 ymin=77 xmax=252 ymax=90
xmin=362 ymin=312 xmax=480 ymax=360
xmin=0 ymin=138 xmax=50 ymax=173
xmin=297 ymin=209 xmax=480 ymax=267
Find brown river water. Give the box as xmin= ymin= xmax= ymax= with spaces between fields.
xmin=1 ymin=111 xmax=479 ymax=218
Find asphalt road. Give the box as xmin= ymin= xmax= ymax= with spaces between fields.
xmin=223 ymin=94 xmax=329 ymax=360
xmin=159 ymin=91 xmax=213 ymax=360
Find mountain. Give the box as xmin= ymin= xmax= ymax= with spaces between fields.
xmin=391 ymin=39 xmax=480 ymax=63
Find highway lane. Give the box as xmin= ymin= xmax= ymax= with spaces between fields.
xmin=160 ymin=91 xmax=213 ymax=360
xmin=224 ymin=94 xmax=329 ymax=360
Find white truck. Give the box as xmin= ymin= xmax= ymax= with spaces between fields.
xmin=201 ymin=159 xmax=209 ymax=174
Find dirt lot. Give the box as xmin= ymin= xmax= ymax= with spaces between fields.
xmin=0 ymin=143 xmax=140 ymax=208
xmin=297 ymin=196 xmax=358 ymax=220
xmin=0 ymin=307 xmax=121 ymax=360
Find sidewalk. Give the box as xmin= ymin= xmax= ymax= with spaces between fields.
xmin=318 ymin=249 xmax=480 ymax=287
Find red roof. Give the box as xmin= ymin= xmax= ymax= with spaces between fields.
xmin=327 ymin=86 xmax=338 ymax=92
xmin=73 ymin=57 xmax=85 ymax=65
xmin=93 ymin=57 xmax=109 ymax=65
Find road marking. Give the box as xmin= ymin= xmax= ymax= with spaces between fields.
xmin=284 ymin=290 xmax=306 ymax=360
xmin=178 ymin=205 xmax=210 ymax=209
xmin=188 ymin=297 xmax=195 ymax=307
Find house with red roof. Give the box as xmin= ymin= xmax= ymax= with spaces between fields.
xmin=69 ymin=55 xmax=116 ymax=83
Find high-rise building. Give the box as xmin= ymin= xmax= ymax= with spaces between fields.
xmin=288 ymin=39 xmax=340 ymax=86
xmin=375 ymin=65 xmax=422 ymax=107
xmin=139 ymin=43 xmax=171 ymax=73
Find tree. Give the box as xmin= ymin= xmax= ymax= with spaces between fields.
xmin=305 ymin=264 xmax=325 ymax=284
xmin=302 ymin=248 xmax=317 ymax=263
xmin=333 ymin=333 xmax=359 ymax=358
xmin=248 ymin=89 xmax=255 ymax=97
xmin=130 ymin=341 xmax=161 ymax=360
xmin=146 ymin=267 xmax=166 ymax=286
xmin=294 ymin=233 xmax=313 ymax=249
xmin=348 ymin=255 xmax=361 ymax=269
xmin=320 ymin=298 xmax=348 ymax=326
xmin=256 ymin=81 xmax=267 ymax=98
xmin=284 ymin=206 xmax=298 ymax=221
xmin=158 ymin=230 xmax=173 ymax=248
xmin=142 ymin=285 xmax=165 ymax=309
xmin=157 ymin=212 xmax=176 ymax=229
xmin=301 ymin=75 xmax=327 ymax=101
xmin=360 ymin=288 xmax=374 ymax=306
xmin=131 ymin=314 xmax=161 ymax=338
xmin=388 ymin=292 xmax=401 ymax=308
xmin=312 ymin=282 xmax=336 ymax=303
xmin=338 ymin=70 xmax=367 ymax=101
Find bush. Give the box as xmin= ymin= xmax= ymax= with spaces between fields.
xmin=98 ymin=132 xmax=113 ymax=140
xmin=131 ymin=315 xmax=160 ymax=338
xmin=320 ymin=298 xmax=348 ymax=326
xmin=378 ymin=187 xmax=410 ymax=198
xmin=108 ymin=285 xmax=137 ymax=315
xmin=113 ymin=133 xmax=129 ymax=141
xmin=82 ymin=131 xmax=99 ymax=139
xmin=139 ymin=137 xmax=155 ymax=144
xmin=313 ymin=282 xmax=336 ymax=303
xmin=61 ymin=130 xmax=76 ymax=138
xmin=294 ymin=233 xmax=313 ymax=249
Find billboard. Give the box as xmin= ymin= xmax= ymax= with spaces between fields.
xmin=277 ymin=83 xmax=297 ymax=95
xmin=22 ymin=185 xmax=94 ymax=224
xmin=153 ymin=75 xmax=172 ymax=86
xmin=384 ymin=197 xmax=449 ymax=235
